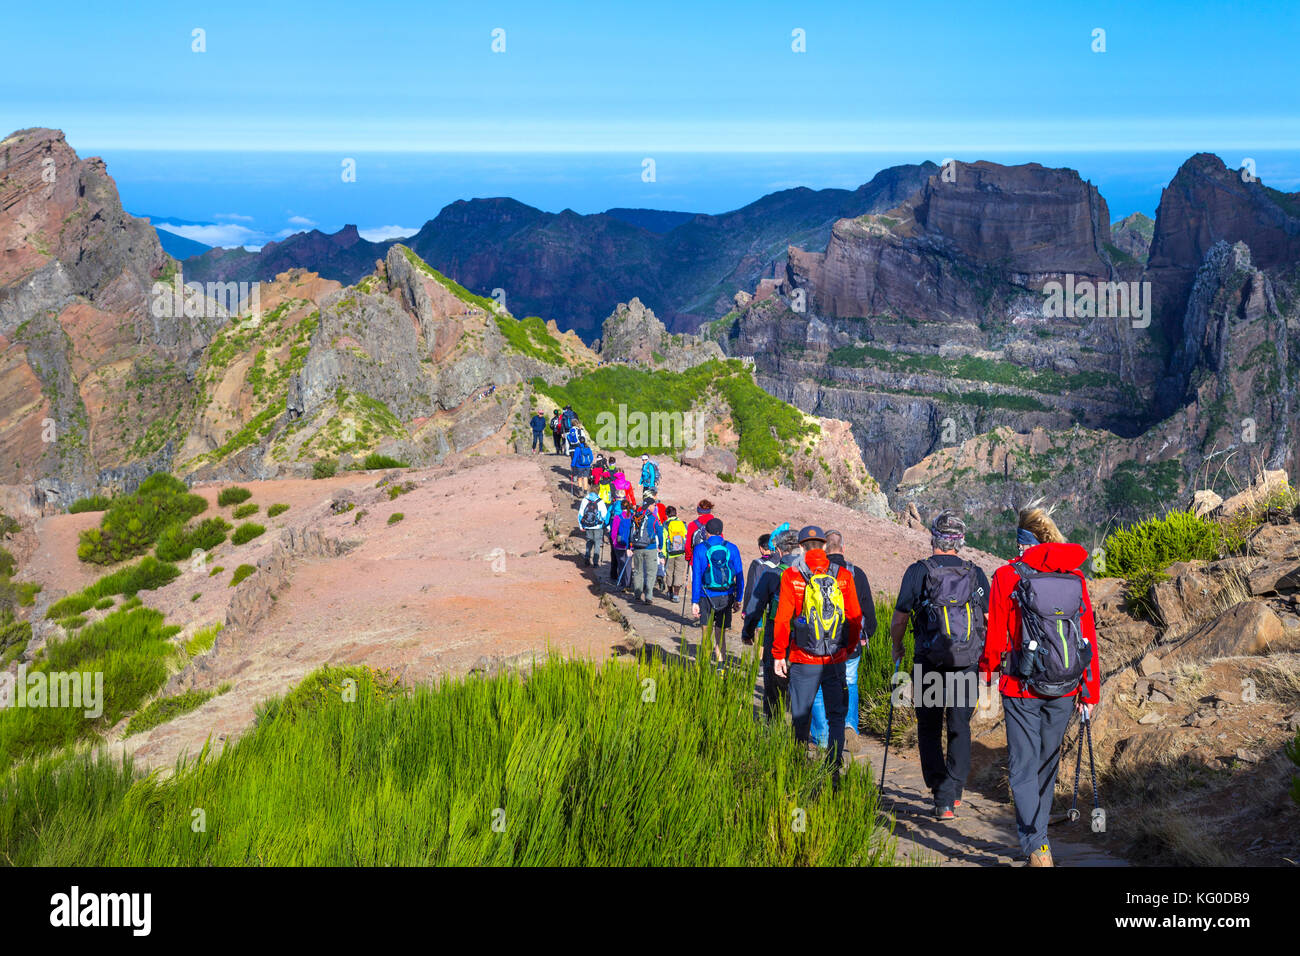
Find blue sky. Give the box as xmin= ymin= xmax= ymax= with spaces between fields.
xmin=4 ymin=0 xmax=1296 ymax=153
xmin=3 ymin=1 xmax=1296 ymax=247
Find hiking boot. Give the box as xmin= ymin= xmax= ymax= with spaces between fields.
xmin=1028 ymin=844 xmax=1054 ymax=867
xmin=953 ymin=798 xmax=962 ymax=809
xmin=934 ymin=804 xmax=955 ymax=820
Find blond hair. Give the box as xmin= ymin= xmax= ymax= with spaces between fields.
xmin=1018 ymin=506 xmax=1065 ymax=544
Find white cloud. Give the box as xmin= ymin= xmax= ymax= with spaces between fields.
xmin=358 ymin=224 xmax=418 ymax=242
xmin=287 ymin=215 xmax=316 ymax=226
xmin=156 ymin=223 xmax=261 ymax=248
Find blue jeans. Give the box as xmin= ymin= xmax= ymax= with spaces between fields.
xmin=811 ymin=648 xmax=860 ymax=746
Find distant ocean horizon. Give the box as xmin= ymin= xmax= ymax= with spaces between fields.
xmin=91 ymin=148 xmax=1300 ymax=251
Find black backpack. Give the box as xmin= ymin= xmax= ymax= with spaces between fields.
xmin=917 ymin=558 xmax=985 ymax=668
xmin=580 ymin=500 xmax=603 ymax=529
xmin=690 ymin=521 xmax=711 ymax=558
xmin=1011 ymin=562 xmax=1090 ymax=697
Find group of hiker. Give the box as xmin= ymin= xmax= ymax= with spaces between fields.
xmin=530 ymin=405 xmax=587 ymax=457
xmin=545 ymin=417 xmax=1100 ymax=867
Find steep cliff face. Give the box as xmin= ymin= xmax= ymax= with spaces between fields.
xmin=716 ymin=157 xmax=1300 ymax=543
xmin=0 ymin=128 xmax=222 ymax=505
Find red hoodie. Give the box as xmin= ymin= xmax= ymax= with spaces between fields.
xmin=980 ymin=542 xmax=1101 ymax=704
xmin=684 ymin=513 xmax=714 ymax=565
xmin=771 ymin=550 xmax=863 ymax=665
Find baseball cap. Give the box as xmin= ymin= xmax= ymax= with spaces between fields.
xmin=797 ymin=525 xmax=827 ymax=545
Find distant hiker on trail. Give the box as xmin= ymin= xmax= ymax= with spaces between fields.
xmin=595 ymin=466 xmax=613 ymax=506
xmin=607 ymin=493 xmax=633 ymax=587
xmin=771 ymin=525 xmax=864 ymax=782
xmin=591 ymin=455 xmax=607 ymax=489
xmin=550 ymin=410 xmax=564 ymax=455
xmin=691 ymin=517 xmax=744 ymax=663
xmin=578 ymin=491 xmax=608 ymax=567
xmin=684 ymin=500 xmax=716 ymax=568
xmin=628 ymin=497 xmax=665 ymax=604
xmin=809 ymin=529 xmax=878 ymax=743
xmin=570 ymin=438 xmax=594 ymax=497
xmin=612 ymin=468 xmax=635 ymax=508
xmin=562 ymin=404 xmax=575 ymax=433
xmin=639 ymin=455 xmax=660 ymax=497
xmin=890 ymin=510 xmax=990 ymax=820
xmin=741 ymin=527 xmax=800 ymax=718
xmin=661 ymin=506 xmax=689 ymax=603
xmin=982 ymin=507 xmax=1100 ymax=868
xmin=530 ymin=411 xmax=546 ymax=453
xmin=742 ymin=533 xmax=777 ymax=618
xmin=566 ymin=418 xmax=584 ymax=456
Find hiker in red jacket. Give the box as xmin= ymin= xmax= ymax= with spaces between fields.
xmin=980 ymin=507 xmax=1101 ymax=868
xmin=684 ymin=499 xmax=715 ymax=566
xmin=772 ymin=525 xmax=864 ymax=781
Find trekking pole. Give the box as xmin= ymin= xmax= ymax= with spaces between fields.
xmin=1066 ymin=715 xmax=1085 ymax=823
xmin=878 ymin=658 xmax=903 ymax=802
xmin=1084 ymin=708 xmax=1101 ymax=825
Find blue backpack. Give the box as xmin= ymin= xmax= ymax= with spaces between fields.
xmin=613 ymin=512 xmax=633 ymax=549
xmin=702 ymin=541 xmax=734 ymax=593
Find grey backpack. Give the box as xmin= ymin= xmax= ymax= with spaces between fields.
xmin=1011 ymin=562 xmax=1090 ymax=697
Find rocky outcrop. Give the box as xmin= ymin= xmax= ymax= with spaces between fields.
xmin=596 ymin=298 xmax=724 ymax=371
xmin=1110 ymin=213 xmax=1154 ymax=264
xmin=0 ymin=128 xmax=226 ymax=499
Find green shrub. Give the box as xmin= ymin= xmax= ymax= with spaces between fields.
xmin=217 ymin=486 xmax=252 ymax=507
xmin=124 ymin=688 xmax=216 ymax=737
xmin=231 ymin=523 xmax=265 ymax=546
xmin=92 ymin=597 xmax=115 ymax=610
xmin=1100 ymin=509 xmax=1234 ymax=615
xmin=363 ymin=453 xmax=409 ymax=470
xmin=387 ymin=481 xmax=415 ymax=500
xmin=68 ymin=495 xmax=112 ymax=514
xmin=312 ymin=460 xmax=338 ymax=479
xmin=232 ymin=502 xmax=259 ymax=519
xmin=388 ymin=512 xmax=405 ymax=525
xmin=154 ymin=517 xmax=231 ymax=562
xmin=0 ymin=654 xmax=895 ymax=865
xmin=0 ymin=606 xmax=179 ymax=769
xmin=267 ymin=503 xmax=290 ymax=518
xmin=77 ymin=474 xmax=207 ymax=565
xmin=0 ymin=611 xmax=30 ymax=666
xmin=46 ymin=556 xmax=181 ymax=619
xmin=229 ymin=564 xmax=256 ymax=586
xmin=208 ymin=565 xmax=224 ymax=577
xmin=184 ymin=623 xmax=223 ymax=656
xmin=59 ymin=615 xmax=87 ymax=631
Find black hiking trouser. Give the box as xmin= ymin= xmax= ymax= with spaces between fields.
xmin=1003 ymin=692 xmax=1074 ymax=857
xmin=761 ymin=649 xmax=790 ymax=719
xmin=914 ymin=660 xmax=978 ymax=810
xmin=552 ymin=431 xmax=563 ymax=453
xmin=789 ymin=659 xmax=848 ymax=776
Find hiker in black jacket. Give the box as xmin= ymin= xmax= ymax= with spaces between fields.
xmin=740 ymin=528 xmax=799 ymax=718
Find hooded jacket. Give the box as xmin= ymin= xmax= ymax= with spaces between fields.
xmin=771 ymin=549 xmax=864 ymax=665
xmin=981 ymin=542 xmax=1100 ymax=703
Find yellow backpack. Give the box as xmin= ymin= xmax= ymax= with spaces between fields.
xmin=795 ymin=569 xmax=846 ymax=656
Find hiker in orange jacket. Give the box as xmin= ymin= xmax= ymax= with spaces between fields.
xmin=772 ymin=525 xmax=864 ymax=778
xmin=980 ymin=506 xmax=1101 ymax=868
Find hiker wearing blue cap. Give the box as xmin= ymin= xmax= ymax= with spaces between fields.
xmin=890 ymin=509 xmax=990 ymax=819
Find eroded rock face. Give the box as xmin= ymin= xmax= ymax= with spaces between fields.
xmin=596 ymin=297 xmax=724 ymax=372
xmin=0 ymin=128 xmax=224 ymax=499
